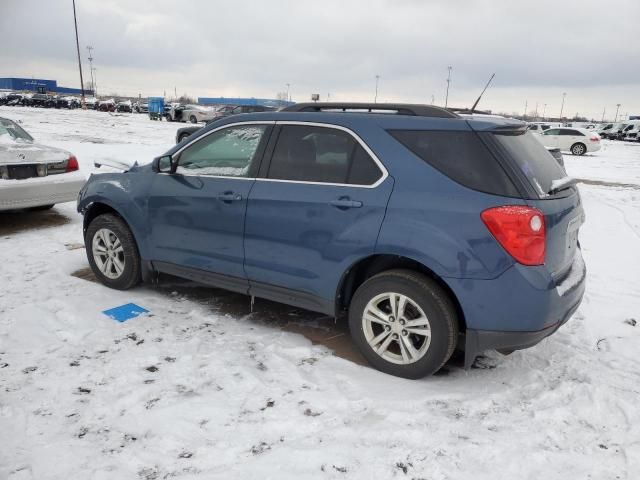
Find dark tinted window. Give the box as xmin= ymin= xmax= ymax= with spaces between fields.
xmin=389 ymin=130 xmax=519 ymax=196
xmin=544 ymin=128 xmax=560 ymax=135
xmin=561 ymin=129 xmax=583 ymax=136
xmin=541 ymin=125 xmax=551 ymax=130
xmin=268 ymin=125 xmax=382 ymax=185
xmin=492 ymin=131 xmax=566 ymax=197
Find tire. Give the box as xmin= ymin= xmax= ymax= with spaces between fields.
xmin=178 ymin=133 xmax=191 ymax=143
xmin=570 ymin=142 xmax=586 ymax=156
xmin=189 ymin=115 xmax=197 ymax=124
xmin=348 ymin=269 xmax=459 ymax=379
xmin=85 ymin=213 xmax=141 ymax=290
xmin=29 ymin=204 xmax=55 ymax=211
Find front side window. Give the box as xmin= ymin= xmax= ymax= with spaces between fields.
xmin=561 ymin=129 xmax=583 ymax=136
xmin=267 ymin=125 xmax=382 ymax=185
xmin=544 ymin=128 xmax=560 ymax=135
xmin=176 ymin=125 xmax=268 ymax=177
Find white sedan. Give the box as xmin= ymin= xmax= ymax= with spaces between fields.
xmin=0 ymin=117 xmax=85 ymax=211
xmin=536 ymin=127 xmax=601 ymax=156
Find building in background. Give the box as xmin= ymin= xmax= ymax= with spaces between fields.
xmin=0 ymin=77 xmax=92 ymax=96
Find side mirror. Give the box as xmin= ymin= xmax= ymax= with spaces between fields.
xmin=155 ymin=155 xmax=176 ymax=173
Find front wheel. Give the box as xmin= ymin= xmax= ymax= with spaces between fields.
xmin=85 ymin=213 xmax=141 ymax=290
xmin=570 ymin=142 xmax=586 ymax=155
xmin=348 ymin=269 xmax=459 ymax=379
xmin=189 ymin=115 xmax=197 ymax=124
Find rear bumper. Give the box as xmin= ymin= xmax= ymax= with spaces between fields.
xmin=0 ymin=171 xmax=86 ymax=211
xmin=447 ymin=249 xmax=587 ymax=368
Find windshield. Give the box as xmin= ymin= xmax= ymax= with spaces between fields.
xmin=492 ymin=131 xmax=566 ymax=197
xmin=0 ymin=118 xmax=34 ymax=142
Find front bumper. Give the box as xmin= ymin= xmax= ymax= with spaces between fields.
xmin=0 ymin=170 xmax=86 ymax=211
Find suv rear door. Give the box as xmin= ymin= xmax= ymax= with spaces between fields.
xmin=243 ymin=123 xmax=393 ymax=312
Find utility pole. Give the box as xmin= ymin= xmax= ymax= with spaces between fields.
xmin=174 ymin=86 xmax=177 ymax=100
xmin=72 ymin=0 xmax=86 ymax=106
xmin=614 ymin=104 xmax=621 ymax=122
xmin=601 ymin=107 xmax=606 ymax=123
xmin=535 ymin=102 xmax=539 ymax=119
xmin=286 ymin=83 xmax=291 ymax=102
xmin=91 ymin=67 xmax=97 ymax=97
xmin=86 ymin=46 xmax=94 ymax=96
xmin=523 ymin=100 xmax=528 ymax=120
xmin=559 ymin=92 xmax=566 ymax=120
xmin=374 ymin=75 xmax=380 ymax=103
xmin=542 ymin=103 xmax=547 ymax=120
xmin=445 ymin=66 xmax=452 ymax=108
xmin=431 ymin=94 xmax=435 ymax=105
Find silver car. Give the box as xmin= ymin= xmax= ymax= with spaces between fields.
xmin=0 ymin=117 xmax=85 ymax=211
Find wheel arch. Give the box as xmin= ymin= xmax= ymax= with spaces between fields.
xmin=335 ymin=254 xmax=467 ymax=332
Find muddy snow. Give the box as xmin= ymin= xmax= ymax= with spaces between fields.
xmin=0 ymin=107 xmax=639 ymax=479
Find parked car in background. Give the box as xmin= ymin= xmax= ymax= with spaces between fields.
xmin=620 ymin=120 xmax=640 ymax=141
xmin=537 ymin=127 xmax=601 ymax=155
xmin=0 ymin=117 xmax=85 ymax=211
xmin=98 ymin=99 xmax=116 ymax=112
xmin=25 ymin=93 xmax=55 ymax=108
xmin=608 ymin=123 xmax=628 ymax=140
xmin=596 ymin=123 xmax=615 ymax=138
xmin=166 ymin=104 xmax=217 ymax=123
xmin=116 ymin=100 xmax=133 ymax=113
xmin=78 ymin=102 xmax=586 ymax=379
xmin=54 ymin=96 xmax=80 ymax=109
xmin=134 ymin=101 xmax=148 ymax=113
xmin=527 ymin=123 xmax=553 ymax=134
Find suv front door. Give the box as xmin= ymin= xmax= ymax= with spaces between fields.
xmin=147 ymin=122 xmax=272 ymax=286
xmin=243 ymin=123 xmax=393 ymax=312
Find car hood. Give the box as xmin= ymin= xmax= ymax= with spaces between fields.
xmin=0 ymin=139 xmax=71 ymax=165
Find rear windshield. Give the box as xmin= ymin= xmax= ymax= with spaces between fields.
xmin=492 ymin=131 xmax=566 ymax=197
xmin=389 ymin=130 xmax=519 ymax=197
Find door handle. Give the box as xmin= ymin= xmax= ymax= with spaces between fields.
xmin=329 ymin=198 xmax=363 ymax=209
xmin=218 ymin=191 xmax=242 ymax=203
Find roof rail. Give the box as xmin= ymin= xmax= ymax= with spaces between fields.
xmin=281 ymin=102 xmax=459 ymax=119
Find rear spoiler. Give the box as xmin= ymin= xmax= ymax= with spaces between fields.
xmin=93 ymin=158 xmax=137 ymax=171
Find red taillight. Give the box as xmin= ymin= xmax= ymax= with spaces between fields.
xmin=590 ymin=136 xmax=599 ymax=142
xmin=481 ymin=206 xmax=545 ymax=266
xmin=66 ymin=155 xmax=79 ymax=172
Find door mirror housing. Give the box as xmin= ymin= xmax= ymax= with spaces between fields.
xmin=155 ymin=155 xmax=176 ymax=173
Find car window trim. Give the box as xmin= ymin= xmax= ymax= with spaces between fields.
xmin=256 ymin=121 xmax=389 ymax=189
xmin=168 ymin=121 xmax=275 ymax=180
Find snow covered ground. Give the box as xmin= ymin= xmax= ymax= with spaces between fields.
xmin=1 ymin=106 xmax=639 ymax=479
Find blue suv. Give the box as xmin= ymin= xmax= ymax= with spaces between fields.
xmin=77 ymin=103 xmax=586 ymax=379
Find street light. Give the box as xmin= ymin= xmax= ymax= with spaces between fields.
xmin=559 ymin=92 xmax=566 ymax=120
xmin=286 ymin=83 xmax=290 ymax=102
xmin=445 ymin=66 xmax=452 ymax=108
xmin=86 ymin=46 xmax=95 ymax=95
xmin=542 ymin=103 xmax=547 ymax=120
xmin=614 ymin=103 xmax=621 ymax=122
xmin=374 ymin=75 xmax=380 ymax=103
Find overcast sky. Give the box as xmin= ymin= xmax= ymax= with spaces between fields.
xmin=2 ymin=0 xmax=639 ymax=120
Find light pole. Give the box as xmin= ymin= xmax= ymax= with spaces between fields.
xmin=445 ymin=66 xmax=452 ymax=108
xmin=601 ymin=107 xmax=606 ymax=122
xmin=614 ymin=103 xmax=621 ymax=122
xmin=542 ymin=103 xmax=547 ymax=120
xmin=72 ymin=0 xmax=86 ymax=105
xmin=286 ymin=83 xmax=290 ymax=102
xmin=523 ymin=100 xmax=528 ymax=120
xmin=559 ymin=92 xmax=566 ymax=120
xmin=91 ymin=67 xmax=97 ymax=97
xmin=86 ymin=46 xmax=94 ymax=95
xmin=374 ymin=75 xmax=380 ymax=103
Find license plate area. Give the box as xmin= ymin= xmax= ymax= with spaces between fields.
xmin=8 ymin=165 xmax=38 ymax=180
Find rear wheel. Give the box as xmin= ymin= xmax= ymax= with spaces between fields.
xmin=85 ymin=213 xmax=141 ymax=290
xmin=570 ymin=142 xmax=586 ymax=155
xmin=189 ymin=115 xmax=197 ymax=124
xmin=348 ymin=269 xmax=459 ymax=379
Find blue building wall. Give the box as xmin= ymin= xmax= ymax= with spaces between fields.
xmin=0 ymin=77 xmax=92 ymax=96
xmin=198 ymin=97 xmax=294 ymax=108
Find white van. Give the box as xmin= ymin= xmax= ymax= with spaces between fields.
xmin=622 ymin=120 xmax=640 ymax=142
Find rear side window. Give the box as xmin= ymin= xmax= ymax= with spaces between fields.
xmin=388 ymin=130 xmax=519 ymax=197
xmin=267 ymin=125 xmax=382 ymax=185
xmin=492 ymin=131 xmax=566 ymax=197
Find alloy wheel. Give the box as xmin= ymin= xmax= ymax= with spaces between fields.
xmin=92 ymin=228 xmax=125 ymax=279
xmin=362 ymin=292 xmax=432 ymax=365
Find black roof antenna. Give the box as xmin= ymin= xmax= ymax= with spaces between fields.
xmin=470 ymin=73 xmax=495 ymax=113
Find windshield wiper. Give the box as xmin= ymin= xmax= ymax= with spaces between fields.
xmin=548 ymin=176 xmax=578 ymax=195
